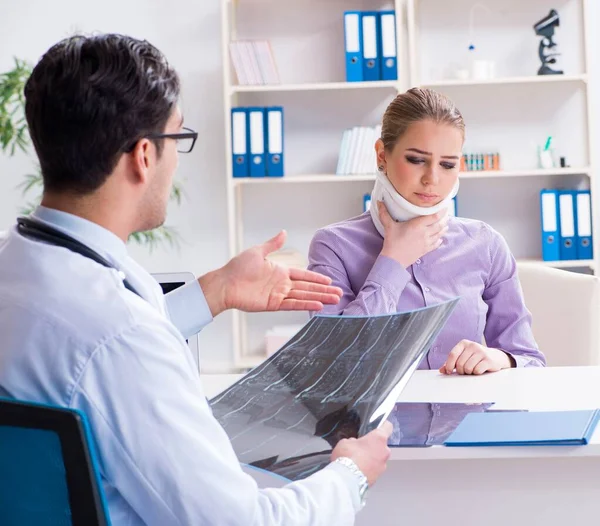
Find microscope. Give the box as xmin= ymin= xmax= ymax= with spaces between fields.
xmin=533 ymin=9 xmax=563 ymax=75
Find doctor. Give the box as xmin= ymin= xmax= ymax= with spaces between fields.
xmin=0 ymin=34 xmax=392 ymax=525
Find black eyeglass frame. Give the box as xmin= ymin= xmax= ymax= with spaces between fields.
xmin=124 ymin=126 xmax=198 ymax=153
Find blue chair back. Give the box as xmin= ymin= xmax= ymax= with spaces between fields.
xmin=0 ymin=398 xmax=110 ymax=526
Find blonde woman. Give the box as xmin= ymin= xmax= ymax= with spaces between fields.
xmin=308 ymin=88 xmax=545 ymax=375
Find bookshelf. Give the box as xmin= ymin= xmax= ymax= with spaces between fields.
xmin=221 ymin=0 xmax=596 ymax=369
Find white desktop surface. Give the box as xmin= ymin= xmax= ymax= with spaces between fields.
xmin=201 ymin=367 xmax=600 ymax=525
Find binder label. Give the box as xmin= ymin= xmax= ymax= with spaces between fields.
xmin=363 ymin=16 xmax=377 ymax=59
xmin=249 ymin=111 xmax=264 ymax=154
xmin=345 ymin=13 xmax=360 ymax=52
xmin=559 ymin=194 xmax=575 ymax=237
xmin=381 ymin=14 xmax=396 ymax=57
xmin=541 ymin=192 xmax=557 ymax=232
xmin=577 ymin=193 xmax=592 ymax=237
xmin=232 ymin=112 xmax=246 ymax=155
xmin=268 ymin=111 xmax=283 ymax=154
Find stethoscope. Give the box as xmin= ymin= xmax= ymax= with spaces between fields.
xmin=16 ymin=216 xmax=142 ymax=298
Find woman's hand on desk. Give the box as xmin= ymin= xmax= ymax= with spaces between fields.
xmin=199 ymin=230 xmax=343 ymax=316
xmin=378 ymin=201 xmax=449 ymax=268
xmin=439 ymin=340 xmax=515 ymax=375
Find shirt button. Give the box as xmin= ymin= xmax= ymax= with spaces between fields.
xmin=424 ymin=287 xmax=430 ymax=292
xmin=416 ymin=259 xmax=422 ymax=264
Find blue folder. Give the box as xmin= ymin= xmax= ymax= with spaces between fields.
xmin=558 ymin=190 xmax=577 ymax=260
xmin=540 ymin=189 xmax=560 ymax=261
xmin=445 ymin=409 xmax=600 ymax=446
xmin=575 ymin=189 xmax=593 ymax=260
xmin=344 ymin=11 xmax=363 ymax=82
xmin=361 ymin=12 xmax=380 ymax=81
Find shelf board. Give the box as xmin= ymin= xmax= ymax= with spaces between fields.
xmin=232 ymin=168 xmax=590 ymax=186
xmin=233 ymin=174 xmax=376 ymax=185
xmin=422 ymin=74 xmax=588 ymax=88
xmin=230 ymin=80 xmax=398 ymax=94
xmin=460 ymin=167 xmax=591 ymax=179
xmin=519 ymin=259 xmax=595 ymax=269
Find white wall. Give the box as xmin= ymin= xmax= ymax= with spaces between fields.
xmin=0 ymin=0 xmax=234 ymax=372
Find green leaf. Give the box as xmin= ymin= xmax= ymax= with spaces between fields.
xmin=170 ymin=180 xmax=184 ymax=205
xmin=18 ymin=171 xmax=43 ymax=195
xmin=0 ymin=57 xmax=32 ymax=156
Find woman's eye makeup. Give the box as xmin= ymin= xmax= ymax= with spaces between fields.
xmin=405 ymin=156 xmax=457 ymax=170
xmin=440 ymin=162 xmax=457 ymax=170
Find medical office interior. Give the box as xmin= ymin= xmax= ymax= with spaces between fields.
xmin=3 ymin=0 xmax=600 ymax=525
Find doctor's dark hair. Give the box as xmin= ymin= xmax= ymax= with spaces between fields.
xmin=24 ymin=34 xmax=180 ymax=194
xmin=380 ymin=87 xmax=465 ymax=151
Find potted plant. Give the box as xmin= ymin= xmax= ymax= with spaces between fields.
xmin=0 ymin=58 xmax=182 ymax=250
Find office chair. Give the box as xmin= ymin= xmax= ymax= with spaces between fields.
xmin=517 ymin=262 xmax=600 ymax=366
xmin=0 ymin=398 xmax=111 ymax=526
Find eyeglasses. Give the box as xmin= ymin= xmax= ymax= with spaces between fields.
xmin=124 ymin=127 xmax=198 ymax=154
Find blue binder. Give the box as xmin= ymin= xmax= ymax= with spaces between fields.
xmin=265 ymin=107 xmax=284 ymax=177
xmin=540 ymin=189 xmax=560 ymax=261
xmin=247 ymin=107 xmax=266 ymax=177
xmin=378 ymin=11 xmax=397 ymax=80
xmin=558 ymin=190 xmax=577 ymax=260
xmin=445 ymin=409 xmax=600 ymax=446
xmin=363 ymin=193 xmax=371 ymax=212
xmin=575 ymin=189 xmax=593 ymax=260
xmin=344 ymin=11 xmax=363 ymax=82
xmin=450 ymin=196 xmax=457 ymax=217
xmin=231 ymin=108 xmax=249 ymax=178
xmin=361 ymin=12 xmax=380 ymax=81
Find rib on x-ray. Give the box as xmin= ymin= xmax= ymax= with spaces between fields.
xmin=209 ymin=299 xmax=459 ymax=481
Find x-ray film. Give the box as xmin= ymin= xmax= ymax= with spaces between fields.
xmin=210 ymin=299 xmax=459 ymax=481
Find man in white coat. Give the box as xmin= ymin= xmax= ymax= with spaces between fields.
xmin=0 ymin=34 xmax=392 ymax=525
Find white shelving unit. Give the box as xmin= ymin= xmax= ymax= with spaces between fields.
xmin=221 ymin=0 xmax=597 ymax=369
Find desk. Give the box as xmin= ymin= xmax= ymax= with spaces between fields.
xmin=202 ymin=367 xmax=600 ymax=526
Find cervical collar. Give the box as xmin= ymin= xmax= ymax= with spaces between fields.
xmin=369 ymin=171 xmax=459 ymax=237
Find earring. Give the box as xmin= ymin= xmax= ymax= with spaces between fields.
xmin=378 ymin=165 xmax=384 ymax=172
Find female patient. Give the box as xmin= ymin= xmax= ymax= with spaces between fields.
xmin=308 ymin=87 xmax=545 ymax=375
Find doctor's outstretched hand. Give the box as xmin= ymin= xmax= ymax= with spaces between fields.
xmin=198 ymin=230 xmax=343 ymax=317
xmin=439 ymin=340 xmax=515 ymax=375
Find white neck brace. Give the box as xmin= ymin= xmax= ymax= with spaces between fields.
xmin=369 ymin=171 xmax=459 ymax=237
